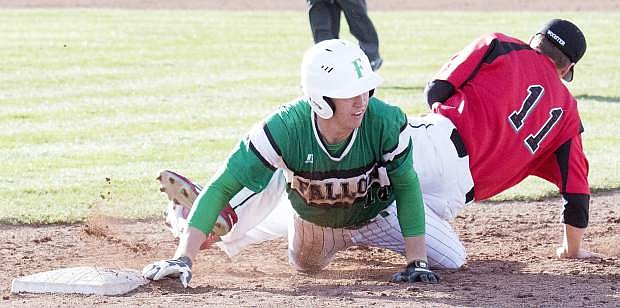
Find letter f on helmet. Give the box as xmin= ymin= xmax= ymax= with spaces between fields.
xmin=301 ymin=39 xmax=383 ymax=119
xmin=352 ymin=58 xmax=365 ymax=79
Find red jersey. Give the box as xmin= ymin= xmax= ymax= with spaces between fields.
xmin=432 ymin=33 xmax=589 ymax=200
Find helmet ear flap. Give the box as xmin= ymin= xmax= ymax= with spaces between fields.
xmin=322 ymin=96 xmax=336 ymax=111
xmin=307 ymin=95 xmax=334 ymax=119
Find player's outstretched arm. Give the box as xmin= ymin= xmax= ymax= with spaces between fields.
xmin=174 ymin=225 xmax=208 ymax=261
xmin=556 ymin=224 xmax=604 ymax=259
xmin=142 ymin=226 xmax=207 ymax=288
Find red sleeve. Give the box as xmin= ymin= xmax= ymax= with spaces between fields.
xmin=532 ymin=135 xmax=590 ymax=194
xmin=434 ymin=33 xmax=497 ymax=88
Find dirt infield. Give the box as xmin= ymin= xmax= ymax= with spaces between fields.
xmin=2 ymin=192 xmax=619 ymax=307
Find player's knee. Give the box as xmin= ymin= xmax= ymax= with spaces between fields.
xmin=287 ymin=249 xmax=329 ymax=273
xmin=430 ymin=256 xmax=465 ymax=270
xmin=429 ymin=246 xmax=467 ymax=270
xmin=447 ymin=254 xmax=466 ymax=269
xmin=452 ymin=251 xmax=467 ymax=269
xmin=291 ymin=261 xmax=324 ymax=273
xmin=288 ymin=256 xmax=326 ymax=273
xmin=444 ymin=247 xmax=467 ymax=269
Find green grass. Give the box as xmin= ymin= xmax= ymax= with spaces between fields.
xmin=1 ymin=10 xmax=619 ymax=223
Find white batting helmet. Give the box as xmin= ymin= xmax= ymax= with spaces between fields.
xmin=301 ymin=39 xmax=384 ymax=119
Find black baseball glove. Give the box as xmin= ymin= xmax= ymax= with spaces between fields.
xmin=392 ymin=260 xmax=440 ymax=284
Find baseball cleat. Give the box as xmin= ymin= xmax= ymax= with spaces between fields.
xmin=157 ymin=170 xmax=200 ymax=210
xmin=157 ymin=170 xmax=238 ymax=250
xmin=370 ymin=57 xmax=383 ymax=71
xmin=211 ymin=203 xmax=238 ymax=236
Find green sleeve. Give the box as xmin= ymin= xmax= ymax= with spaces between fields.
xmin=186 ymin=108 xmax=285 ymax=234
xmin=388 ymin=140 xmax=426 ymax=237
xmin=187 ymin=167 xmax=243 ymax=234
xmin=226 ymin=139 xmax=278 ymax=192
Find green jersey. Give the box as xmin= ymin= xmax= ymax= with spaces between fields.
xmin=189 ymin=97 xmax=425 ymax=237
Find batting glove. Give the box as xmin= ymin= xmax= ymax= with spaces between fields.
xmin=392 ymin=260 xmax=440 ymax=284
xmin=142 ymin=256 xmax=193 ymax=288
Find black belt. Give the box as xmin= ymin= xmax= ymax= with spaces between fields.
xmin=342 ymin=210 xmax=389 ymax=230
xmin=342 ymin=218 xmax=375 ymax=230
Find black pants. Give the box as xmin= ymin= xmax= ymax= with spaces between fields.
xmin=307 ymin=0 xmax=380 ymax=61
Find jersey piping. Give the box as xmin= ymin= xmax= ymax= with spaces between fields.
xmin=311 ymin=113 xmax=359 ymax=162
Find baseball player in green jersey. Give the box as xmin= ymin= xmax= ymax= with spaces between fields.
xmin=142 ymin=39 xmax=444 ymax=287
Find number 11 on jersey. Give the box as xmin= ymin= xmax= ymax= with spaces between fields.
xmin=508 ymin=85 xmax=564 ymax=154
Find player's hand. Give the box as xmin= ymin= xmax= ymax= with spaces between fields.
xmin=555 ymin=246 xmax=604 ymax=259
xmin=392 ymin=260 xmax=440 ymax=284
xmin=142 ymin=256 xmax=193 ymax=288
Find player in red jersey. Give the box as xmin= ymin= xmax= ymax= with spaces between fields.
xmin=423 ymin=19 xmax=600 ymax=259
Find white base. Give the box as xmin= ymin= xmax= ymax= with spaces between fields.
xmin=11 ymin=266 xmax=148 ymax=295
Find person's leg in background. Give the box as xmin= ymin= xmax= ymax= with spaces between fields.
xmin=307 ymin=0 xmax=342 ymax=43
xmin=337 ymin=0 xmax=382 ymax=70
